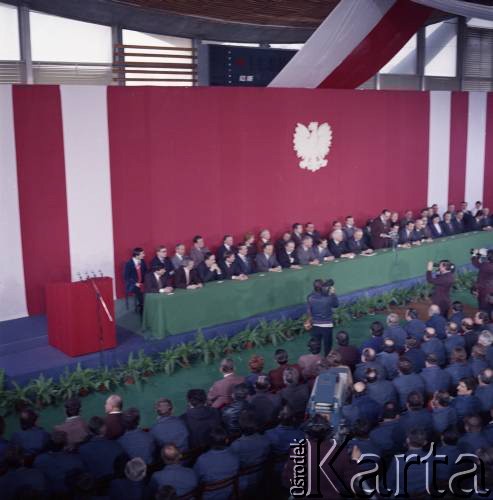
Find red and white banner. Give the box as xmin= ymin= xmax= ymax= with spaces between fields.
xmin=1 ymin=85 xmax=492 ymax=321
xmin=269 ymin=0 xmax=432 ymax=89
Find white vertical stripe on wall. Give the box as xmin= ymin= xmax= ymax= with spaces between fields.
xmin=0 ymin=85 xmax=28 ymax=321
xmin=465 ymin=92 xmax=487 ymax=207
xmin=427 ymin=91 xmax=451 ymax=213
xmin=60 ymin=86 xmax=115 ymax=284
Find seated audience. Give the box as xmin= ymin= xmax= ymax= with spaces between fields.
xmin=298 ymin=338 xmax=323 ymax=380
xmin=79 ymin=416 xmax=126 ymax=480
xmin=376 ymin=338 xmax=399 ymax=380
xmin=244 ymin=354 xmax=266 ymax=390
xmin=452 ymin=377 xmax=482 ymax=421
xmin=290 ymin=223 xmax=304 ymax=247
xmin=420 ymin=354 xmax=452 ymax=397
xmin=33 ymin=430 xmax=85 ymax=496
xmin=359 ymin=321 xmax=385 ymax=354
xmin=268 ymin=349 xmax=301 ymax=392
xmin=181 ymin=389 xmax=221 ymax=450
xmin=10 ymin=408 xmax=50 ymax=456
xmin=328 ymin=229 xmax=354 ymax=259
xmin=365 ymin=367 xmax=397 ymax=407
xmin=221 ymin=383 xmax=252 ymax=436
xmin=104 ymin=394 xmax=125 ymax=440
xmin=334 ymin=330 xmax=360 ymax=371
xmin=431 ymin=390 xmax=457 ymax=435
xmin=150 ymin=398 xmax=189 ymax=452
xmin=257 ymin=229 xmax=272 ymax=253
xmin=426 ymin=304 xmax=447 ymax=339
xmin=54 ymin=397 xmax=89 ymax=449
xmin=383 ymin=313 xmax=407 ymax=351
xmin=149 ymin=444 xmax=198 ymax=497
xmin=403 ymin=308 xmax=426 ymax=341
xmin=313 ymin=238 xmax=335 ymax=262
xmin=392 ymin=357 xmax=426 ymax=410
xmin=279 ymin=367 xmax=309 ymax=419
xmin=220 ymin=251 xmax=248 ymax=280
xmin=248 ymin=376 xmax=282 ymax=430
xmin=244 ymin=232 xmax=257 ymax=259
xmin=421 ymin=327 xmax=447 ymax=366
xmin=347 ymin=228 xmax=373 ymax=255
xmin=118 ymin=407 xmax=156 ymax=464
xmin=109 ymin=457 xmax=147 ymax=500
xmin=150 ymin=245 xmax=175 ymax=279
xmin=234 ymin=243 xmax=254 ymax=275
xmin=193 ymin=426 xmax=240 ymax=499
xmin=207 ymin=359 xmax=245 ymax=409
xmin=274 ymin=231 xmax=292 ymax=254
xmin=303 ymin=222 xmax=321 ymax=245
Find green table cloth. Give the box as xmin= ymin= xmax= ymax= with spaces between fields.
xmin=142 ymin=232 xmax=493 ymax=338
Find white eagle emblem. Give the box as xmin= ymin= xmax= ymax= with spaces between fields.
xmin=293 ymin=122 xmax=333 ymax=172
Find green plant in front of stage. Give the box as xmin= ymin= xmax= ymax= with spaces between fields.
xmin=9 ymin=381 xmax=34 ymax=413
xmin=157 ymin=348 xmax=180 ymax=375
xmin=95 ymin=366 xmax=118 ymax=393
xmin=30 ymin=374 xmax=56 ymax=408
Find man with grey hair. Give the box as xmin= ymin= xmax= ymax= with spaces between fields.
xmin=104 ymin=394 xmax=124 ymax=440
xmin=383 ymin=313 xmax=407 ymax=351
xmin=151 ymin=398 xmax=189 ymax=452
xmin=420 ymin=327 xmax=447 ymax=366
xmin=109 ymin=457 xmax=147 ymax=499
xmin=207 ymin=358 xmax=245 ymax=409
xmin=328 ymin=229 xmax=355 ymax=259
xmin=426 ymin=304 xmax=447 ymax=339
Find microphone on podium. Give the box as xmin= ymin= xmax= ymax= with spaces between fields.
xmin=98 ymin=270 xmax=103 ymax=277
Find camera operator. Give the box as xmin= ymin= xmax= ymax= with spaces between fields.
xmin=306 ymin=279 xmax=339 ymax=356
xmin=471 ymin=249 xmax=493 ymax=311
xmin=426 ymin=260 xmax=455 ymax=317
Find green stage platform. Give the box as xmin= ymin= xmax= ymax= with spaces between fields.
xmin=143 ymin=231 xmax=493 ymax=338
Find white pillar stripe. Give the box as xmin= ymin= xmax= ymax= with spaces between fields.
xmin=465 ymin=92 xmax=487 ymax=207
xmin=60 ymin=86 xmax=115 ymax=284
xmin=427 ymin=91 xmax=451 ymax=213
xmin=269 ymin=0 xmax=396 ymax=88
xmin=0 ymin=85 xmax=28 ymax=320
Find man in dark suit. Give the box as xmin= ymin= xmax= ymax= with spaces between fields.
xmin=275 ymin=231 xmax=292 ymax=254
xmin=429 ymin=214 xmax=445 ymax=239
xmin=303 ymin=222 xmax=321 ymax=245
xmin=291 ymin=223 xmax=304 ymax=247
xmin=190 ymin=235 xmax=210 ymax=267
xmin=347 ymin=229 xmax=373 ymax=255
xmin=453 ymin=211 xmax=466 ymax=233
xmin=399 ymin=221 xmax=416 ymax=245
xmin=470 ymin=211 xmax=486 ymax=231
xmin=370 ymin=209 xmax=391 ymax=249
xmin=181 ymin=389 xmax=222 ymax=450
xmin=234 ymin=243 xmax=254 ymax=275
xmin=255 ymin=243 xmax=282 ymax=272
xmin=328 ymin=229 xmax=354 ymax=259
xmin=216 ymin=234 xmax=235 ymax=264
xmin=426 ymin=261 xmax=455 ymax=316
xmin=79 ymin=416 xmax=126 ymax=480
xmin=149 ymin=245 xmax=174 ymax=280
xmin=118 ymin=408 xmax=157 ymax=465
xmin=460 ymin=201 xmax=474 ymax=230
xmin=441 ymin=212 xmax=456 ymax=235
xmin=342 ymin=215 xmax=357 ymax=240
xmin=278 ymin=240 xmax=301 ymax=269
xmin=171 ymin=243 xmax=187 ymax=270
xmin=104 ymin=394 xmax=125 ymax=440
xmin=151 ymin=399 xmax=189 ymax=451
xmin=124 ymin=247 xmax=147 ymax=314
xmin=197 ymin=253 xmax=222 ymax=283
xmin=399 ymin=210 xmax=414 ymax=228
xmin=144 ymin=264 xmax=173 ymax=294
xmin=174 ymin=258 xmax=203 ymax=289
xmin=220 ymin=251 xmax=248 ymax=280
xmin=412 ymin=219 xmax=428 ymax=243
xmin=296 ymin=235 xmax=320 ymax=266
xmin=10 ymin=408 xmax=50 ymax=456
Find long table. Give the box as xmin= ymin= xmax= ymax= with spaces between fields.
xmin=142 ymin=232 xmax=493 ymax=338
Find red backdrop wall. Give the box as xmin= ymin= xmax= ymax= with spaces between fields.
xmin=108 ymin=87 xmax=430 ymax=296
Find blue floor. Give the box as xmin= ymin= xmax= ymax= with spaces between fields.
xmin=0 ymin=267 xmax=472 ymax=386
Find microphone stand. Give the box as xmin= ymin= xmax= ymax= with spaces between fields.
xmin=86 ymin=275 xmax=113 ymax=367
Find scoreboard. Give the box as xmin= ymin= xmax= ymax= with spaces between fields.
xmin=208 ymin=44 xmax=297 ymax=87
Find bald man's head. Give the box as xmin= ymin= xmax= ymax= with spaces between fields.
xmin=105 ymin=394 xmax=123 ymax=414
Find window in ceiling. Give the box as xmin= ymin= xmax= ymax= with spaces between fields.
xmin=30 ymin=11 xmax=112 ymax=63
xmin=379 ymin=34 xmax=417 ymax=75
xmin=121 ymin=30 xmax=193 ymax=86
xmin=0 ymin=2 xmax=20 ymax=60
xmin=425 ymin=19 xmax=458 ymax=77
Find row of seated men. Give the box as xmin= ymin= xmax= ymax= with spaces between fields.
xmin=124 ymin=200 xmax=493 ymax=301
xmin=2 ymin=304 xmax=493 ymax=499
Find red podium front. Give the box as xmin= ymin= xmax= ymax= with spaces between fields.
xmin=46 ymin=277 xmax=117 ymax=357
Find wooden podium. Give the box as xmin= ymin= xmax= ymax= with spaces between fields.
xmin=46 ymin=277 xmax=117 ymax=357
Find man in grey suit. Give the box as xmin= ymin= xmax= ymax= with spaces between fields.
xmin=313 ymin=238 xmax=335 ymax=262
xmin=190 ymin=235 xmax=209 ymax=267
xmin=255 ymin=243 xmax=282 ymax=272
xmin=296 ymin=236 xmax=320 ymax=266
xmin=171 ymin=243 xmax=187 ymax=270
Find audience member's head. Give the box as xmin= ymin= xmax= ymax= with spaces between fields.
xmin=125 ymin=457 xmax=147 ymax=482
xmin=19 ymin=408 xmax=38 ymax=431
xmin=336 ymin=331 xmax=349 ymax=346
xmin=283 ymin=367 xmax=300 ymax=386
xmin=232 ymin=383 xmax=249 ymax=401
xmin=161 ymin=443 xmax=181 ymax=465
xmin=187 ymin=389 xmax=207 ymax=408
xmin=361 ymin=348 xmax=376 ymax=363
xmin=274 ymin=349 xmax=289 ymax=366
xmin=122 ymin=407 xmax=140 ymax=431
xmin=398 ymin=357 xmax=414 ymax=375
xmin=406 ymin=391 xmax=424 ymax=411
xmin=105 ymin=394 xmax=123 ymax=414
xmin=254 ymin=375 xmax=271 ymax=393
xmin=386 ymin=313 xmax=400 ymax=326
xmin=238 ymin=410 xmax=258 ymax=436
xmin=88 ymin=416 xmax=105 ymax=436
xmin=64 ymin=398 xmax=81 ymax=418
xmin=220 ymin=358 xmax=235 ymax=374
xmin=155 ymin=398 xmax=173 ymax=417
xmin=307 ymin=337 xmax=322 ymax=354
xmin=248 ymin=355 xmax=265 ymax=374
xmin=370 ymin=321 xmax=384 ymax=337
xmin=209 ymin=426 xmax=229 ymax=450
